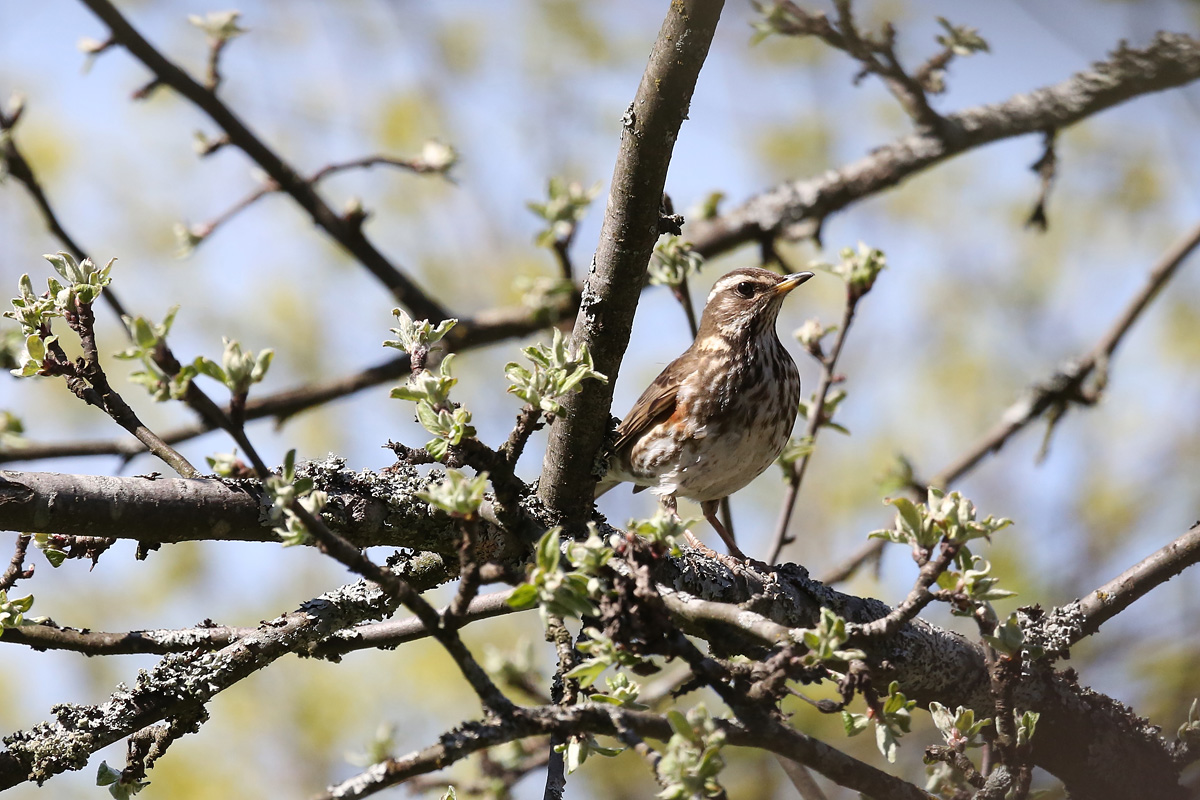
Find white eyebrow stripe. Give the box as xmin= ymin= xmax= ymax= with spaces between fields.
xmin=707 ymin=274 xmax=748 ymax=302
xmin=706 ymin=273 xmax=768 ymax=303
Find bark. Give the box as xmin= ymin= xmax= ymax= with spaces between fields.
xmin=538 ymin=0 xmax=725 ymax=523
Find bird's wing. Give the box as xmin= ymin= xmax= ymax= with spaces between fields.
xmin=613 ymin=360 xmax=684 ymax=453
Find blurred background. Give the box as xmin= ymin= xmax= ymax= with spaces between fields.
xmin=1 ymin=0 xmax=1199 ymax=797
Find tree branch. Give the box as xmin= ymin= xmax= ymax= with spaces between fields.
xmin=690 ymin=32 xmax=1200 ymax=254
xmin=1025 ymin=522 xmax=1200 ymax=658
xmin=0 ymin=588 xmax=518 ymax=659
xmin=77 ymin=0 xmax=448 ymax=320
xmin=539 ymin=0 xmax=725 ymax=522
xmin=315 ymin=702 xmax=930 ymax=800
xmin=820 ymin=218 xmax=1200 ymax=584
xmin=0 ymin=552 xmax=451 ymax=789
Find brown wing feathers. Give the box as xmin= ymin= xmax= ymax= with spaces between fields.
xmin=613 ymin=361 xmax=682 ymax=453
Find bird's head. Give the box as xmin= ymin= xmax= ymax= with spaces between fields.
xmin=695 ymin=267 xmax=814 ymax=342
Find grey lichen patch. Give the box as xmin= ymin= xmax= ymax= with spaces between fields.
xmin=1021 ymin=601 xmax=1086 ymax=659
xmin=292 ymin=456 xmax=459 ymax=554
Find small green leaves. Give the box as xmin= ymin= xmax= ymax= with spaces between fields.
xmin=929 ymin=702 xmax=991 ymax=749
xmin=566 ymin=628 xmax=645 ymax=687
xmin=44 ymin=251 xmax=114 ymax=307
xmin=415 ymin=469 xmax=488 ymax=519
xmin=656 ymin=705 xmax=726 ymax=799
xmin=383 ymin=308 xmax=457 ymax=359
xmin=114 ymin=307 xmax=189 ymax=402
xmin=794 ymin=607 xmax=866 ymax=666
xmin=391 ymin=353 xmax=458 ymax=404
xmin=777 ymin=435 xmax=814 ymax=480
xmin=206 ymin=451 xmax=244 ymax=477
xmin=200 ymin=338 xmax=274 ymax=396
xmin=264 ymin=450 xmax=327 ymax=547
xmin=506 ymin=529 xmax=603 ymax=622
xmin=1177 ymin=699 xmax=1199 ymax=744
xmin=648 ymin=236 xmax=704 ymax=289
xmin=928 ymin=488 xmax=1012 ymax=546
xmin=9 ymin=333 xmax=56 ymax=378
xmin=32 ymin=534 xmax=67 ymax=568
xmin=188 ymin=10 xmax=247 ymax=42
xmin=947 ymin=556 xmax=1017 ymax=607
xmin=515 ymin=275 xmax=574 ymax=318
xmin=6 ymin=273 xmax=58 ymax=334
xmin=391 ymin=354 xmax=474 ymax=460
xmin=627 ymin=508 xmax=693 ymax=556
xmin=843 ymin=681 xmax=915 ymax=763
xmin=983 ymin=612 xmax=1026 ymax=657
xmin=0 ymin=589 xmax=33 ymax=631
xmin=749 ymin=0 xmax=806 ymax=45
xmin=798 ymin=388 xmax=849 ymax=434
xmin=564 ymin=525 xmax=615 ymax=580
xmin=439 ymin=787 xmax=457 ymax=800
xmin=505 ymin=328 xmax=607 ymax=415
xmin=793 ymin=318 xmax=838 ymax=357
xmin=96 ymin=761 xmax=149 ymax=799
xmin=172 ymin=222 xmax=210 ymax=258
xmin=6 ymin=253 xmax=115 ymax=374
xmin=871 ymin=488 xmax=1011 ymax=552
xmin=557 ymin=733 xmax=623 ymax=775
xmin=588 ymin=672 xmax=647 ymax=710
xmin=817 ymin=243 xmax=884 ymax=301
xmin=1015 ymin=709 xmax=1039 ymax=747
xmin=527 ymin=177 xmax=601 ymax=248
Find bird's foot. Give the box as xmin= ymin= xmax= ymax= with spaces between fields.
xmin=684 ymin=530 xmax=750 ymax=572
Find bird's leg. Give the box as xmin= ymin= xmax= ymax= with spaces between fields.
xmin=701 ymin=499 xmax=749 ymax=562
xmin=662 ymin=494 xmax=722 ymax=559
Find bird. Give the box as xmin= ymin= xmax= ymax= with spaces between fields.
xmin=597 ymin=266 xmax=813 ymax=561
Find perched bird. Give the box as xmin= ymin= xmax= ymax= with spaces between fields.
xmin=597 ymin=266 xmax=813 ymax=560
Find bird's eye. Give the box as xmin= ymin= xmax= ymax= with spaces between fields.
xmin=735 ymin=281 xmax=756 ymax=298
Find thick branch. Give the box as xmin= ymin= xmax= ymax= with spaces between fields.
xmin=690 ymin=33 xmax=1200 ymax=254
xmin=0 ymin=552 xmax=452 ymax=789
xmin=539 ymin=0 xmax=725 ymax=522
xmin=78 ymin=0 xmax=447 ymax=320
xmin=0 ymin=589 xmax=518 ymax=659
xmin=0 ymin=465 xmax=480 ymax=559
xmin=316 ymin=703 xmax=929 ymax=800
xmin=1026 ymin=522 xmax=1200 ymax=658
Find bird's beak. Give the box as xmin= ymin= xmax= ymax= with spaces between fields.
xmin=771 ymin=271 xmax=815 ymax=295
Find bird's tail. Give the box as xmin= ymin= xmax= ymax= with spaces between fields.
xmin=594 ymin=478 xmax=621 ymax=499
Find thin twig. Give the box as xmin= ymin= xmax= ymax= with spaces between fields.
xmin=0 ymin=535 xmax=33 ymax=592
xmin=190 ymin=154 xmax=454 ymax=253
xmin=821 ymin=220 xmax=1200 ymax=584
xmin=288 ymin=501 xmax=514 ymax=715
xmin=767 ymin=287 xmax=859 ymax=564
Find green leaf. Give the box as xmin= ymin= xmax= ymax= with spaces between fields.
xmin=506 ymin=583 xmax=540 ymax=610
xmin=842 ymin=711 xmax=869 ymax=737
xmin=563 ymin=660 xmax=608 ymax=687
xmin=536 ymin=529 xmax=561 ymax=573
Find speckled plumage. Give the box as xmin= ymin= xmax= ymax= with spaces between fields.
xmin=598 ymin=267 xmax=812 ymax=558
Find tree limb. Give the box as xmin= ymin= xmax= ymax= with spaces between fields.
xmin=77 ymin=0 xmax=448 ymax=320
xmin=539 ymin=0 xmax=725 ymax=523
xmin=690 ymin=32 xmax=1200 ymax=255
